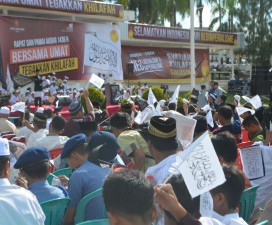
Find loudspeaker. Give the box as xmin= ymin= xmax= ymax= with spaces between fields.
xmin=126 ymin=62 xmax=134 ymax=74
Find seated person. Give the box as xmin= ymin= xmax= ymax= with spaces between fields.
xmin=166 ymin=174 xmax=200 ymax=224
xmin=14 ymin=147 xmax=66 ymax=203
xmin=87 ymin=130 xmax=124 ymax=165
xmin=193 ymin=115 xmax=208 ymax=140
xmin=242 ymin=115 xmax=264 ymax=142
xmin=16 ymin=110 xmax=33 ymax=142
xmin=9 ymin=90 xmax=20 ymax=105
xmin=110 ymin=112 xmax=154 ymax=172
xmin=213 ymin=105 xmax=241 ymax=138
xmin=61 ymin=134 xmax=109 ymax=224
xmin=210 ymin=166 xmax=247 ymax=225
xmin=103 ymin=169 xmax=156 ymax=225
xmin=35 ymin=115 xmax=69 ymax=151
xmin=155 ymin=166 xmax=247 ymax=225
xmin=211 ymin=132 xmax=251 ymax=189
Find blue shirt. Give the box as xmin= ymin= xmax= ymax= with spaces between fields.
xmin=68 ymin=160 xmax=109 ymax=221
xmin=28 ymin=180 xmax=65 ymax=203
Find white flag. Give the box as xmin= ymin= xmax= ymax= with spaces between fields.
xmin=6 ymin=65 xmax=14 ymax=92
xmin=154 ymin=101 xmax=163 ymax=116
xmin=242 ymin=96 xmax=251 ymax=104
xmin=201 ymin=104 xmax=211 ymax=112
xmin=236 ymin=106 xmax=255 ymax=116
xmin=147 ymin=88 xmax=157 ymax=109
xmin=206 ymin=110 xmax=214 ymax=128
xmin=134 ymin=107 xmax=152 ymax=125
xmin=163 ymin=110 xmax=196 ymax=148
xmin=11 ymin=102 xmax=25 ymax=113
xmin=242 ymin=95 xmax=262 ymax=109
xmin=169 ymin=132 xmax=226 ymax=198
xmin=88 ymin=73 xmax=104 ymax=89
xmin=169 ymin=85 xmax=180 ymax=104
xmin=250 ymin=95 xmax=262 ymax=109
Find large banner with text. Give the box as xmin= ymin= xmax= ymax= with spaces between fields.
xmin=0 ymin=16 xmax=123 ymax=81
xmin=122 ymin=46 xmax=210 ymax=82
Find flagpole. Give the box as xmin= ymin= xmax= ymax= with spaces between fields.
xmin=190 ymin=0 xmax=195 ymax=90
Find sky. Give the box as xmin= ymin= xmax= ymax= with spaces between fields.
xmin=165 ymin=3 xmax=213 ymax=29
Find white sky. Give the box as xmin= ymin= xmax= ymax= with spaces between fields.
xmin=165 ymin=3 xmax=214 ymax=29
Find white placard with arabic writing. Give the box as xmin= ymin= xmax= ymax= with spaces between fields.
xmin=173 ymin=132 xmax=226 ymax=198
xmin=240 ymin=145 xmax=265 ymax=180
xmin=84 ymin=24 xmax=123 ymax=81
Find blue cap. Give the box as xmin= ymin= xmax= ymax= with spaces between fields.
xmin=61 ymin=133 xmax=86 ymax=159
xmin=88 ymin=131 xmax=120 ymax=157
xmin=14 ymin=147 xmax=49 ymax=169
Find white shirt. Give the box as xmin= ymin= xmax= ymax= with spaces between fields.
xmin=145 ymin=153 xmax=178 ymax=184
xmin=9 ymin=95 xmax=20 ymax=105
xmin=46 ymin=118 xmax=53 ymax=130
xmin=250 ymin=144 xmax=272 ymax=208
xmin=26 ymin=129 xmax=48 ymax=148
xmin=35 ymin=135 xmax=69 ymax=151
xmin=16 ymin=126 xmax=34 ymax=142
xmin=0 ymin=178 xmax=45 ymax=225
xmin=211 ymin=211 xmax=248 ymax=225
xmin=49 ymin=85 xmax=58 ymax=94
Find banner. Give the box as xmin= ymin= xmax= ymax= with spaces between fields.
xmin=83 ymin=25 xmax=123 ymax=80
xmin=122 ymin=46 xmax=210 ymax=82
xmin=128 ymin=23 xmax=237 ymax=46
xmin=0 ymin=1 xmax=124 ymax=19
xmin=0 ymin=16 xmax=123 ymax=82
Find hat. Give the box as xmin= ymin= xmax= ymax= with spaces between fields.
xmin=36 ymin=107 xmax=44 ymax=114
xmin=26 ymin=90 xmax=30 ymax=93
xmin=15 ymin=90 xmax=19 ymax=93
xmin=13 ymin=147 xmax=49 ymax=169
xmin=61 ymin=133 xmax=86 ymax=159
xmin=159 ymin=99 xmax=166 ymax=107
xmin=69 ymin=101 xmax=82 ymax=116
xmin=220 ymin=94 xmax=227 ymax=101
xmin=33 ymin=112 xmax=46 ymax=124
xmin=121 ymin=101 xmax=132 ymax=112
xmin=47 ymin=75 xmax=51 ymax=78
xmin=88 ymin=131 xmax=120 ymax=157
xmin=73 ymin=90 xmax=77 ymax=94
xmin=0 ymin=107 xmax=10 ymax=115
xmin=88 ymin=144 xmax=118 ymax=166
xmin=209 ymin=92 xmax=217 ymax=101
xmin=148 ymin=116 xmax=176 ymax=139
xmin=0 ymin=138 xmax=10 ymax=156
xmin=234 ymin=95 xmax=241 ymax=102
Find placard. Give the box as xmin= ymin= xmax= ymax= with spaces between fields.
xmin=240 ymin=145 xmax=265 ymax=180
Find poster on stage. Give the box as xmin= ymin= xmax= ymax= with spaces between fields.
xmin=122 ymin=46 xmax=210 ymax=83
xmin=0 ymin=16 xmax=123 ymax=83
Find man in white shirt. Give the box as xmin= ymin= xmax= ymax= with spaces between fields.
xmin=26 ymin=112 xmax=48 ymax=148
xmin=9 ymin=90 xmax=20 ymax=105
xmin=145 ymin=116 xmax=178 ymax=184
xmin=49 ymin=81 xmax=58 ymax=94
xmin=0 ymin=138 xmax=45 ymax=225
xmin=0 ymin=107 xmax=16 ymax=134
xmin=16 ymin=110 xmax=33 ymax=142
xmin=35 ymin=115 xmax=69 ymax=151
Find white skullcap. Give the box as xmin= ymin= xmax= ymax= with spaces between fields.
xmin=0 ymin=138 xmax=10 ymax=156
xmin=36 ymin=107 xmax=44 ymax=114
xmin=0 ymin=107 xmax=10 ymax=115
xmin=159 ymin=99 xmax=166 ymax=107
xmin=234 ymin=95 xmax=241 ymax=102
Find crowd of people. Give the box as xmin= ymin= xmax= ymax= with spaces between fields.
xmin=1 ymin=77 xmax=272 ymax=225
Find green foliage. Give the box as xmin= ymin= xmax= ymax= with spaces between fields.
xmin=142 ymin=86 xmax=164 ymax=101
xmin=183 ymin=91 xmax=191 ymax=100
xmin=177 ymin=96 xmax=183 ymax=107
xmin=81 ymin=87 xmax=105 ymax=112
